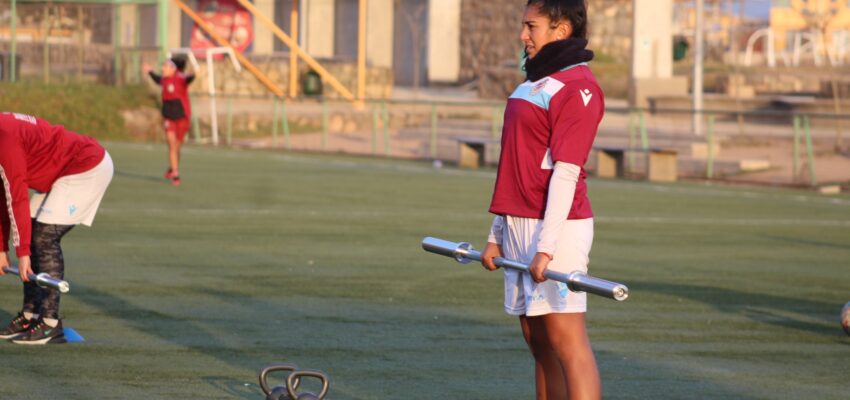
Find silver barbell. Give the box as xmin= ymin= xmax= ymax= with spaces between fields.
xmin=422 ymin=237 xmax=628 ymax=301
xmin=2 ymin=266 xmax=70 ymax=294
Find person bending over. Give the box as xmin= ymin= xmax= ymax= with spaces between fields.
xmin=0 ymin=112 xmax=113 ymax=344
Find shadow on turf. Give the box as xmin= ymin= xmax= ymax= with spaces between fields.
xmin=19 ymin=284 xmax=782 ymax=398
xmin=71 ymin=285 xmax=274 ymax=396
xmin=639 ymin=282 xmax=845 ymax=339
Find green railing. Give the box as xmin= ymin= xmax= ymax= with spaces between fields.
xmin=180 ymin=93 xmax=848 ymax=187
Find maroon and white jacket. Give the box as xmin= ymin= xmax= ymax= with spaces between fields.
xmin=0 ymin=112 xmax=105 ymax=257
xmin=489 ymin=64 xmax=604 ymax=220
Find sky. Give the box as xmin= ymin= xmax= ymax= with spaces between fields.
xmin=715 ymin=0 xmax=773 ymax=20
xmin=743 ymin=1 xmax=772 ymax=20
xmin=679 ymin=1 xmax=772 ymax=22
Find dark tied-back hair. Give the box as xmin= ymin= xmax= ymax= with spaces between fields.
xmin=171 ymin=55 xmax=188 ymax=72
xmin=526 ymin=0 xmax=588 ymax=40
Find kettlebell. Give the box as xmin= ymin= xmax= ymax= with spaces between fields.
xmin=259 ymin=363 xmax=301 ymax=400
xmin=286 ymin=369 xmax=330 ymax=400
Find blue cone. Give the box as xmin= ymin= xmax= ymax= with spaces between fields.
xmin=63 ymin=327 xmax=85 ymax=343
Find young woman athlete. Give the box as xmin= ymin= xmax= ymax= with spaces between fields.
xmin=145 ymin=56 xmax=195 ymax=187
xmin=480 ymin=1 xmax=605 ymax=398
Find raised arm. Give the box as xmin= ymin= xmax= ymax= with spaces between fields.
xmin=148 ymin=71 xmax=162 ymax=85
xmin=143 ymin=63 xmax=162 ymax=84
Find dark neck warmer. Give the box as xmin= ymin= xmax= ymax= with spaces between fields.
xmin=524 ymin=38 xmax=594 ymax=82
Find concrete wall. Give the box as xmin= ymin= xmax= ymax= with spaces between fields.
xmin=631 ymin=0 xmax=673 ymax=79
xmin=458 ymin=0 xmax=525 ymax=83
xmin=589 ymin=0 xmax=633 ymax=62
xmin=167 ymin=1 xmax=182 ymax=51
xmin=366 ymin=0 xmax=393 ymax=68
xmin=302 ymin=0 xmax=335 ymax=58
xmin=253 ymin=0 xmax=275 ymax=55
xmin=119 ymin=5 xmax=137 ymax=47
xmin=427 ymin=0 xmax=461 ymax=82
xmin=629 ymin=0 xmax=687 ymax=107
xmin=460 ymin=0 xmax=635 ymax=86
xmin=189 ymin=56 xmax=393 ymax=98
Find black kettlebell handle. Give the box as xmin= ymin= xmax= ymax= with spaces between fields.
xmin=286 ymin=369 xmax=330 ymax=400
xmin=259 ymin=363 xmax=300 ymax=395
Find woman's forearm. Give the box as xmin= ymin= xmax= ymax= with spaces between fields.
xmin=536 ymin=161 xmax=580 ymax=256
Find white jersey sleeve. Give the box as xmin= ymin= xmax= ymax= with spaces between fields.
xmin=487 ymin=215 xmax=505 ymax=245
xmin=536 ymin=162 xmax=580 ymax=256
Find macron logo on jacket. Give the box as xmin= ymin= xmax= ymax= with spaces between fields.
xmin=580 ymin=89 xmax=593 ymax=106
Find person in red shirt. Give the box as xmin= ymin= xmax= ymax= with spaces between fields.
xmin=145 ymin=56 xmax=195 ymax=187
xmin=480 ymin=1 xmax=604 ymax=398
xmin=0 ymin=112 xmax=113 ymax=344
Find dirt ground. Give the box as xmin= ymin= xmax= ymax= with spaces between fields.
xmin=231 ymin=129 xmax=850 ymax=191
xmin=718 ymin=137 xmax=850 ymax=186
xmin=196 ymin=96 xmax=850 ymax=191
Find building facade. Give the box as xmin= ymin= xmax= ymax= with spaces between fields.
xmin=770 ymin=0 xmax=850 ymax=51
xmin=161 ymin=0 xmax=634 ymax=87
xmin=159 ymin=0 xmax=462 ymax=87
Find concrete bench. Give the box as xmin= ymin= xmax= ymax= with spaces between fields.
xmin=456 ymin=136 xmax=500 ymax=169
xmin=594 ymin=146 xmax=678 ymax=182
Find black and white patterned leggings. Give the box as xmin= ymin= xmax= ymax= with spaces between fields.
xmin=22 ymin=220 xmax=74 ymax=319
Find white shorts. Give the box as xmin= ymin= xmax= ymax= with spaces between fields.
xmin=30 ymin=152 xmax=113 ymax=226
xmin=501 ymin=216 xmax=594 ymax=316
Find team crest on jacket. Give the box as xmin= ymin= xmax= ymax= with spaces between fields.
xmin=167 ymin=84 xmax=175 ymax=93
xmin=529 ymin=79 xmax=549 ymax=96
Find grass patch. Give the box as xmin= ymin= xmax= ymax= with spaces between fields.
xmin=0 ymin=81 xmax=158 ymax=141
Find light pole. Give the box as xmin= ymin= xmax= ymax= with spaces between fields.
xmin=693 ymin=0 xmax=705 ymax=136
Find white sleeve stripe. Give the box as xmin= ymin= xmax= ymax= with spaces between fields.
xmin=508 ymin=78 xmax=566 ymax=110
xmin=0 ymin=166 xmax=20 ymax=248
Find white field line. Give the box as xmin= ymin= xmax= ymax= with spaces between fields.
xmin=107 ymin=143 xmax=850 ymax=208
xmin=594 ymin=216 xmax=850 ymax=227
xmin=96 ymin=207 xmax=850 ymax=227
xmin=591 ymin=180 xmax=850 ymax=208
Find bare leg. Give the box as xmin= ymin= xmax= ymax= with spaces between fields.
xmin=541 ymin=313 xmax=601 ymax=400
xmin=520 ymin=315 xmax=568 ymax=399
xmin=166 ymin=131 xmax=180 ymax=176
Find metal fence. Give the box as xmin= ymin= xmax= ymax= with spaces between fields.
xmin=178 ymin=93 xmax=849 ymax=188
xmin=0 ymin=0 xmax=159 ymax=84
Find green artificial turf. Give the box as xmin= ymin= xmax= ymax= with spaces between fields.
xmin=1 ymin=143 xmax=848 ymax=399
